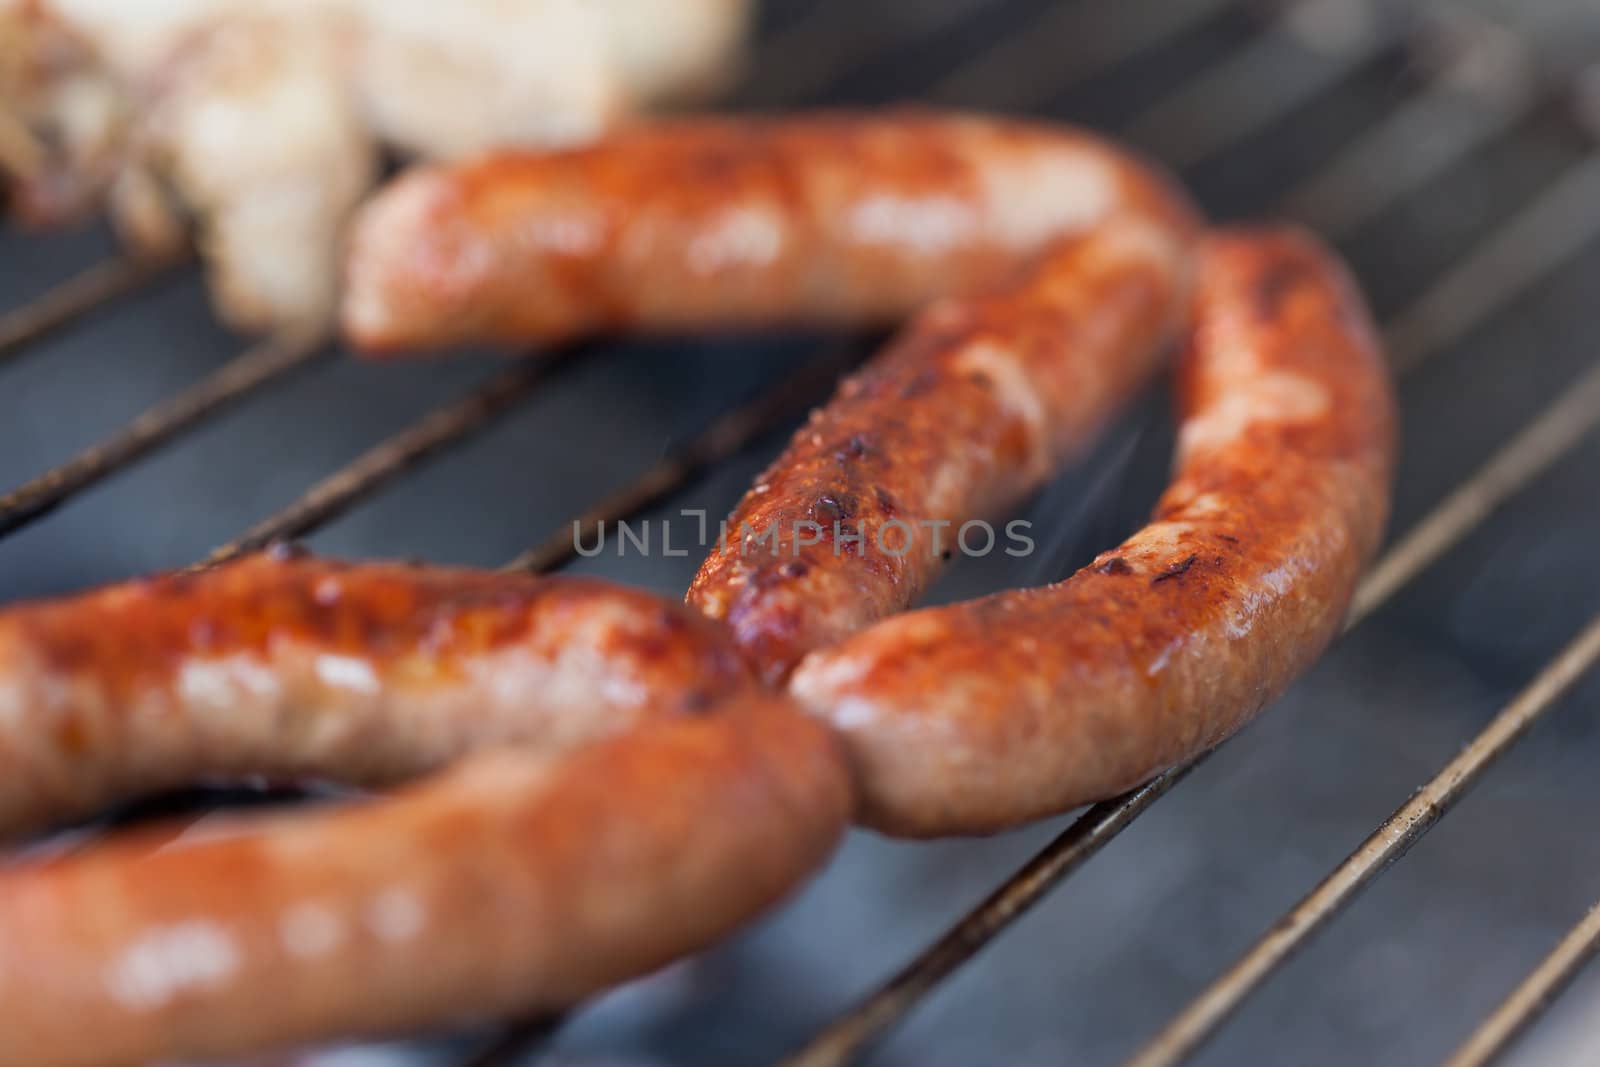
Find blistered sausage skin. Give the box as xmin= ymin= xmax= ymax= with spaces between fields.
xmin=342 ymin=110 xmax=1196 ymax=352
xmin=687 ymin=216 xmax=1194 ymax=682
xmin=0 ymin=699 xmax=850 ymax=1067
xmin=0 ymin=548 xmax=756 ymax=837
xmin=788 ymin=228 xmax=1398 ymax=837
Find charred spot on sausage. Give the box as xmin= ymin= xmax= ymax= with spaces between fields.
xmin=1151 ymin=554 xmax=1200 ymax=584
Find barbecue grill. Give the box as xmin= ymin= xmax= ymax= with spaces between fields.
xmin=3 ymin=1 xmax=1600 ymax=1065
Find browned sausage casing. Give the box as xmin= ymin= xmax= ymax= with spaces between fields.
xmin=0 ymin=549 xmax=754 ymax=837
xmin=342 ymin=110 xmax=1196 ymax=352
xmin=788 ymin=228 xmax=1397 ymax=836
xmin=0 ymin=551 xmax=852 ymax=1065
xmin=0 ymin=701 xmax=849 ymax=1067
xmin=687 ymin=215 xmax=1195 ymax=681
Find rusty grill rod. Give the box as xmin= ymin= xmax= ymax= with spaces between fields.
xmin=0 ymin=331 xmax=328 ymax=538
xmin=0 ymin=251 xmax=182 ymax=365
xmin=203 ymin=346 xmax=591 ymax=567
xmin=1442 ymin=898 xmax=1600 ymax=1067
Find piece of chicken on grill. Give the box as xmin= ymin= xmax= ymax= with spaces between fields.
xmin=0 ymin=0 xmax=752 ymax=333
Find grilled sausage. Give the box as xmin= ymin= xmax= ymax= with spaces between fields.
xmin=0 ymin=698 xmax=850 ymax=1067
xmin=788 ymin=228 xmax=1398 ymax=836
xmin=0 ymin=548 xmax=851 ymax=1065
xmin=0 ymin=548 xmax=756 ymax=838
xmin=342 ymin=110 xmax=1196 ymax=352
xmin=687 ymin=215 xmax=1195 ymax=682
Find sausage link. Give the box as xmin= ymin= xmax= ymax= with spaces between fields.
xmin=342 ymin=110 xmax=1195 ymax=352
xmin=0 ymin=548 xmax=754 ymax=838
xmin=687 ymin=216 xmax=1195 ymax=681
xmin=788 ymin=227 xmax=1398 ymax=836
xmin=0 ymin=697 xmax=850 ymax=1067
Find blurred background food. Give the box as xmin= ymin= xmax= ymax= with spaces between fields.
xmin=4 ymin=1 xmax=1600 ymax=1065
xmin=0 ymin=0 xmax=751 ymax=329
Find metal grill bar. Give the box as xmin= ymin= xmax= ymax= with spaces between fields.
xmin=0 ymin=332 xmax=327 ymax=539
xmin=1351 ymin=358 xmax=1600 ymax=620
xmin=203 ymin=348 xmax=587 ymax=567
xmin=1385 ymin=152 xmax=1600 ymax=373
xmin=1442 ymin=900 xmax=1600 ymax=1067
xmin=1121 ymin=0 xmax=1411 ymax=168
xmin=1124 ymin=613 xmax=1600 ymax=1067
xmin=776 ymin=352 xmax=1600 ymax=1067
xmin=504 ymin=343 xmax=866 ymax=574
xmin=929 ymin=0 xmax=1240 ymax=106
xmin=0 ymin=253 xmax=180 ymax=364
xmin=1276 ymin=16 xmax=1541 ymax=237
xmin=778 ymin=764 xmax=1204 ymax=1067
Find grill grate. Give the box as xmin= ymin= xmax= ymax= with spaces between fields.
xmin=3 ymin=2 xmax=1600 ymax=1065
xmin=0 ymin=251 xmax=180 ymax=362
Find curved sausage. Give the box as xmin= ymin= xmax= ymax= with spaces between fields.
xmin=0 ymin=548 xmax=850 ymax=1065
xmin=0 ymin=548 xmax=755 ymax=838
xmin=0 ymin=697 xmax=850 ymax=1067
xmin=688 ymin=215 xmax=1194 ymax=681
xmin=787 ymin=227 xmax=1397 ymax=836
xmin=342 ymin=110 xmax=1196 ymax=352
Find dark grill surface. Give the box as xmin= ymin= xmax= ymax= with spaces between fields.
xmin=3 ymin=2 xmax=1600 ymax=1065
